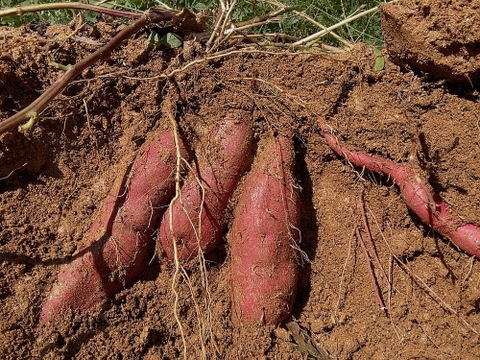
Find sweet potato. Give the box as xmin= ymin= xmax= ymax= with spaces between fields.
xmin=319 ymin=118 xmax=480 ymax=259
xmin=157 ymin=111 xmax=253 ymax=261
xmin=40 ymin=130 xmax=185 ymax=322
xmin=229 ymin=135 xmax=300 ymax=326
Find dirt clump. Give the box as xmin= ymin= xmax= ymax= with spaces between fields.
xmin=381 ymin=0 xmax=480 ymax=84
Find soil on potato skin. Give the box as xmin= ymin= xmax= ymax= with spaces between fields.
xmin=1 ymin=5 xmax=480 ymax=360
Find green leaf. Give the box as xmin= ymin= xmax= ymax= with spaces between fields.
xmin=147 ymin=31 xmax=162 ymax=49
xmin=373 ymin=55 xmax=385 ymax=71
xmin=373 ymin=48 xmax=385 ymax=72
xmin=161 ymin=32 xmax=182 ymax=49
xmin=0 ymin=16 xmax=22 ymax=26
xmin=83 ymin=11 xmax=99 ymax=25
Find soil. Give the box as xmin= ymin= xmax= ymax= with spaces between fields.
xmin=381 ymin=0 xmax=480 ymax=84
xmin=1 ymin=1 xmax=479 ymax=359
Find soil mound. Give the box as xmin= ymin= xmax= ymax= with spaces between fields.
xmin=381 ymin=0 xmax=480 ymax=84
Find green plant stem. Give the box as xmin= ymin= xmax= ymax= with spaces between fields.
xmin=0 ymin=2 xmax=142 ymax=20
xmin=0 ymin=7 xmax=178 ymax=135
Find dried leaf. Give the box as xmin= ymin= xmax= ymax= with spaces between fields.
xmin=285 ymin=321 xmax=332 ymax=360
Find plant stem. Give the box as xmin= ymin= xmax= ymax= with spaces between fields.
xmin=293 ymin=6 xmax=380 ymax=46
xmin=292 ymin=0 xmax=401 ymax=46
xmin=0 ymin=2 xmax=142 ymax=20
xmin=0 ymin=8 xmax=178 ymax=135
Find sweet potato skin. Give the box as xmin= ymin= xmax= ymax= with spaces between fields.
xmin=158 ymin=111 xmax=253 ymax=261
xmin=398 ymin=176 xmax=480 ymax=258
xmin=40 ymin=130 xmax=184 ymax=322
xmin=229 ymin=135 xmax=300 ymax=326
xmin=319 ymin=118 xmax=480 ymax=259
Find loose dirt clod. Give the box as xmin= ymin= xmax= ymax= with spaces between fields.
xmin=381 ymin=0 xmax=480 ymax=84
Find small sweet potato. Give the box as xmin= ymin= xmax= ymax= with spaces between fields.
xmin=40 ymin=130 xmax=185 ymax=322
xmin=319 ymin=118 xmax=480 ymax=259
xmin=229 ymin=135 xmax=301 ymax=326
xmin=157 ymin=111 xmax=253 ymax=261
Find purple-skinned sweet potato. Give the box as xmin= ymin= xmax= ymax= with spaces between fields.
xmin=318 ymin=117 xmax=480 ymax=259
xmin=157 ymin=111 xmax=253 ymax=261
xmin=229 ymin=135 xmax=301 ymax=326
xmin=40 ymin=130 xmax=185 ymax=322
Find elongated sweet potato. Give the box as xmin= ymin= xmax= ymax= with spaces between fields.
xmin=229 ymin=135 xmax=301 ymax=326
xmin=40 ymin=130 xmax=185 ymax=322
xmin=318 ymin=118 xmax=480 ymax=259
xmin=157 ymin=111 xmax=253 ymax=261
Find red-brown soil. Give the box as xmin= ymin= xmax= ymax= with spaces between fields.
xmin=381 ymin=0 xmax=480 ymax=84
xmin=1 ymin=1 xmax=479 ymax=359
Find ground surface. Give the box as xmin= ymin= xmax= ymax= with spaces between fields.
xmin=1 ymin=1 xmax=479 ymax=359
